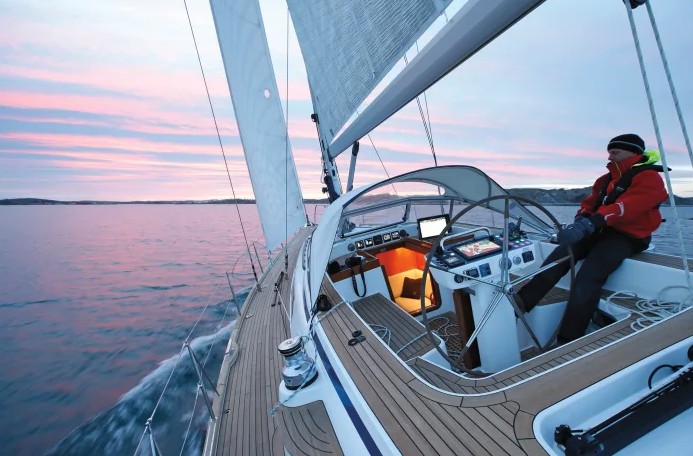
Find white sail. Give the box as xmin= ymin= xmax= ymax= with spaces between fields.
xmin=287 ymin=0 xmax=452 ymax=145
xmin=329 ymin=0 xmax=546 ymax=158
xmin=209 ymin=0 xmax=306 ymax=251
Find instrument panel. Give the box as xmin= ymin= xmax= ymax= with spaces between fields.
xmin=350 ymin=229 xmax=407 ymax=252
xmin=431 ymin=234 xmax=537 ymax=287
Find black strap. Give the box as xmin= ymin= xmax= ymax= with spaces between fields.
xmin=592 ymin=164 xmax=665 ymax=212
xmin=351 ymin=264 xmax=367 ymax=297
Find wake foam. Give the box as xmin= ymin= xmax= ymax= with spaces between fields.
xmin=46 ymin=319 xmax=237 ymax=456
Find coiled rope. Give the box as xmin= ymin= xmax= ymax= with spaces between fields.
xmin=606 ymin=287 xmax=693 ymax=331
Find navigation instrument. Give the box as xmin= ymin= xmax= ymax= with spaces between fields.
xmin=453 ymin=238 xmax=502 ymax=260
xmin=417 ymin=214 xmax=450 ymax=240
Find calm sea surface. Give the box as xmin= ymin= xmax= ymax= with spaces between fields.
xmin=1 ymin=204 xmax=692 ymax=456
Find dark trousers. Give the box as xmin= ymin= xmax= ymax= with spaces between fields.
xmin=517 ymin=228 xmax=649 ymax=341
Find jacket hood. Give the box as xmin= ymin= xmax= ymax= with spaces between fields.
xmin=635 ymin=149 xmax=661 ymax=166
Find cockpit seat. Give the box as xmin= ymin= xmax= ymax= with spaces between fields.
xmin=388 ymin=269 xmax=435 ymax=313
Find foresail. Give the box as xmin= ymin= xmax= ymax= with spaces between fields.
xmin=287 ymin=0 xmax=452 ymax=145
xmin=209 ymin=0 xmax=306 ymax=251
xmin=329 ymin=0 xmax=546 ymax=158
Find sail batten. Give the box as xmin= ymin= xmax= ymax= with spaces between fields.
xmin=287 ymin=0 xmax=453 ymax=146
xmin=329 ymin=0 xmax=546 ymax=158
xmin=210 ymin=0 xmax=305 ymax=251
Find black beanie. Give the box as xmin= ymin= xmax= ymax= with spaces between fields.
xmin=607 ymin=134 xmax=645 ymax=155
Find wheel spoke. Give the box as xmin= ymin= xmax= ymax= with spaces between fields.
xmin=462 ymin=291 xmax=504 ymax=350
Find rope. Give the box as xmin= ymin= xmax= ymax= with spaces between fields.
xmin=369 ymin=324 xmax=392 ymax=347
xmin=182 ymin=0 xmax=260 ymax=287
xmin=623 ymin=1 xmax=693 ymax=292
xmin=605 ymin=287 xmax=693 ymax=331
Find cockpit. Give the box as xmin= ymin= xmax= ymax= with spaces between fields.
xmin=312 ymin=166 xmax=629 ymax=376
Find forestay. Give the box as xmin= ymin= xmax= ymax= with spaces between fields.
xmin=330 ymin=0 xmax=546 ymax=158
xmin=287 ymin=0 xmax=452 ymax=145
xmin=210 ymin=0 xmax=306 ymax=250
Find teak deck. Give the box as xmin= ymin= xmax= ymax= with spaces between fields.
xmin=207 ymin=227 xmax=313 ymax=456
xmin=318 ymin=276 xmax=693 ymax=455
xmin=207 ymin=232 xmax=692 ymax=456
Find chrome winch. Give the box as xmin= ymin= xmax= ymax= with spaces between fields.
xmin=278 ymin=336 xmax=318 ymax=390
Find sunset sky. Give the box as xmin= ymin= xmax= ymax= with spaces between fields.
xmin=1 ymin=0 xmax=692 ymax=201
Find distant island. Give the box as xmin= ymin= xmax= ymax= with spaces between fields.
xmin=2 ymin=187 xmax=692 ymax=206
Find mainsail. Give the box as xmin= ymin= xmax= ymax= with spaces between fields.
xmin=209 ymin=0 xmax=306 ymax=251
xmin=329 ymin=0 xmax=547 ymax=157
xmin=287 ymin=0 xmax=452 ymax=146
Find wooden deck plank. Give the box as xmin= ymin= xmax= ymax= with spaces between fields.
xmin=322 ymin=309 xmax=433 ymax=455
xmin=322 ymin=307 xmax=428 ymax=454
xmin=318 ymin=273 xmax=692 ymax=456
xmin=211 ymin=227 xmax=311 ymax=456
xmin=331 ymin=309 xmax=461 ymax=455
xmin=351 ymin=293 xmax=440 ymax=360
xmin=506 ymin=309 xmax=693 ymax=415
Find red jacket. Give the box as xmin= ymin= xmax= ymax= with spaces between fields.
xmin=577 ymin=153 xmax=668 ymax=239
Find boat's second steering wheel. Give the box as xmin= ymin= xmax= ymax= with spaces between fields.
xmin=420 ymin=195 xmax=575 ymax=376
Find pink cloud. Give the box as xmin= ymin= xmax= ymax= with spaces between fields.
xmin=0 ymin=132 xmax=243 ymax=156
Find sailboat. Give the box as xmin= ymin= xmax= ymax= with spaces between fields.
xmin=142 ymin=0 xmax=693 ymax=455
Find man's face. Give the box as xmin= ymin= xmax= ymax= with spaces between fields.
xmin=608 ymin=148 xmax=637 ymax=163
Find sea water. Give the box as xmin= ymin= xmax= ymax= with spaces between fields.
xmin=1 ymin=204 xmax=691 ymax=456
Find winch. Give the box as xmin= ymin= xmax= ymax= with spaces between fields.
xmin=278 ymin=336 xmax=318 ymax=390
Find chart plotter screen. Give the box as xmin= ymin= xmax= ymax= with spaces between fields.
xmin=417 ymin=215 xmax=450 ymax=240
xmin=453 ymin=239 xmax=501 ymax=260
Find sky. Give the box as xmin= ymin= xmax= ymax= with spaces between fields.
xmin=1 ymin=0 xmax=692 ymax=201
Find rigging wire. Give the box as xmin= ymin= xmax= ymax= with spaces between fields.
xmin=285 ymin=7 xmax=289 ymax=273
xmin=645 ymin=2 xmax=693 ymax=170
xmin=623 ymin=1 xmax=692 ymax=292
xmin=403 ymin=55 xmax=437 ymax=166
xmin=182 ymin=0 xmax=261 ymax=287
xmin=178 ymin=284 xmax=238 ymax=456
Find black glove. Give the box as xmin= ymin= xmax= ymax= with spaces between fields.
xmin=558 ymin=218 xmax=595 ymax=245
xmin=574 ymin=212 xmax=590 ymax=222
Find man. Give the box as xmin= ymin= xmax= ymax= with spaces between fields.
xmin=515 ymin=134 xmax=668 ymax=342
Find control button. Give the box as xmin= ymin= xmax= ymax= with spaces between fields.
xmin=348 ymin=243 xmax=355 ymax=252
xmin=355 ymin=240 xmax=364 ymax=249
xmin=365 ymin=238 xmax=374 ymax=247
xmin=522 ymin=251 xmax=535 ymax=263
xmin=465 ymin=268 xmax=479 ymax=278
xmin=479 ymin=263 xmax=492 ymax=277
xmin=454 ymin=274 xmax=464 ymax=283
xmin=391 ymin=231 xmax=400 ymax=240
xmin=513 ymin=256 xmax=522 ymax=265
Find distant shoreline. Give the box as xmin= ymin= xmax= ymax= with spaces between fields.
xmin=0 ymin=198 xmax=329 ymax=206
xmin=4 ymin=186 xmax=693 ymax=207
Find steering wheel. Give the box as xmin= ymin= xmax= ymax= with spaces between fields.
xmin=419 ymin=195 xmax=575 ymax=376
